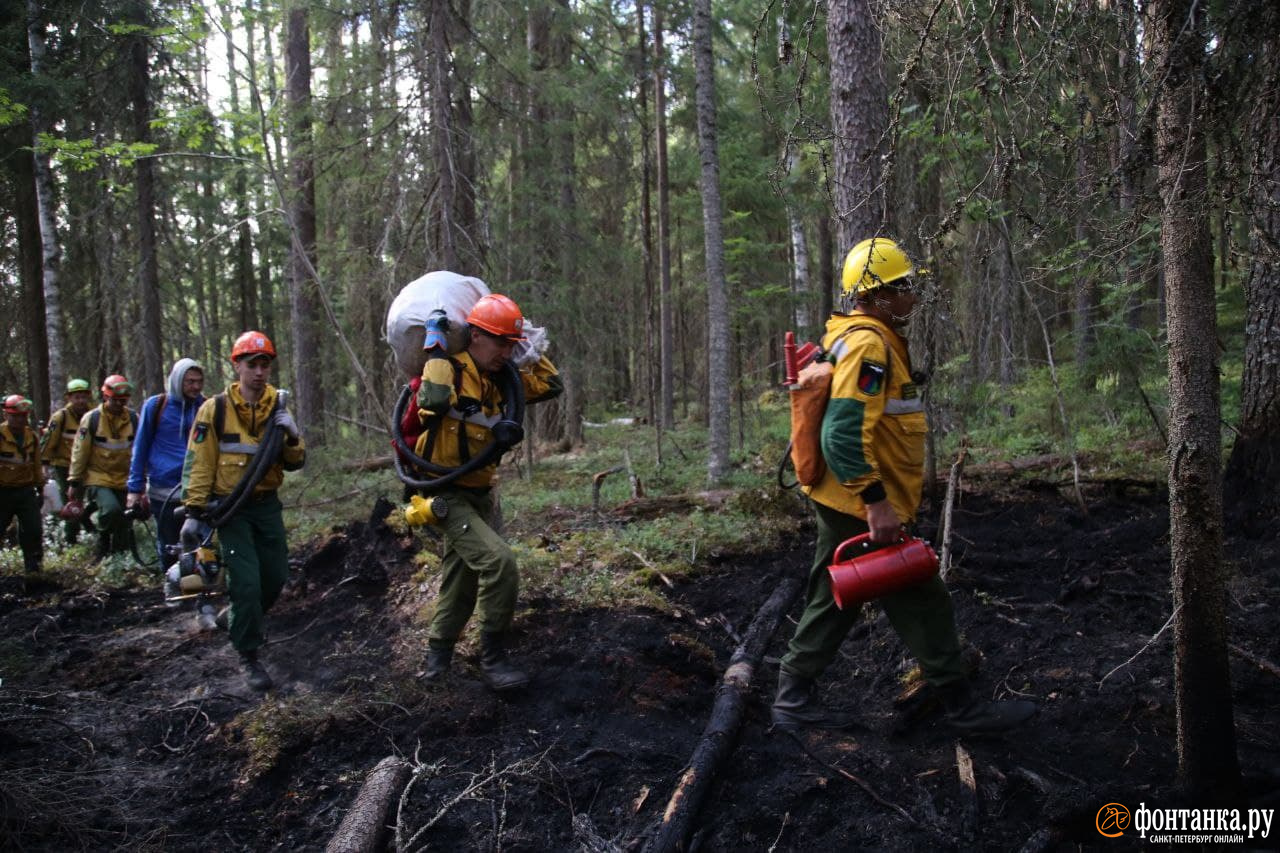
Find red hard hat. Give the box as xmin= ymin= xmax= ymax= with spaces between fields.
xmin=3 ymin=394 xmax=33 ymax=414
xmin=231 ymin=330 xmax=276 ymax=363
xmin=466 ymin=294 xmax=527 ymax=341
xmin=101 ymin=375 xmax=133 ymax=398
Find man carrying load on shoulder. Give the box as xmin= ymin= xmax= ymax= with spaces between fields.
xmin=415 ymin=294 xmax=562 ymax=691
xmin=182 ymin=332 xmax=304 ymax=692
xmin=772 ymin=237 xmax=1037 ymax=735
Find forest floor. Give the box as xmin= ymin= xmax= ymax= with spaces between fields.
xmin=2 ymin=474 xmax=1279 ymax=852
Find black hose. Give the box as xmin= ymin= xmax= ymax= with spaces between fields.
xmin=777 ymin=439 xmax=799 ymax=490
xmin=208 ymin=396 xmax=286 ymax=528
xmin=390 ymin=361 xmax=527 ymax=494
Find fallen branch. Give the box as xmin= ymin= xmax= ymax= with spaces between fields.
xmin=592 ymin=466 xmax=624 ymax=514
xmin=939 ymin=441 xmax=968 ymax=579
xmin=325 ymin=756 xmax=411 ymax=853
xmin=340 ymin=455 xmax=393 ymax=472
xmin=955 ymin=743 xmax=979 ymax=839
xmin=1098 ymin=605 xmax=1181 ymax=687
xmin=1229 ymin=643 xmax=1280 ymax=680
xmin=640 ymin=575 xmax=803 ymax=853
xmin=783 ymin=733 xmax=913 ymax=822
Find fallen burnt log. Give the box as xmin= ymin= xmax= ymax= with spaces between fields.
xmin=639 ymin=575 xmax=803 ymax=853
xmin=325 ymin=755 xmax=410 ymax=853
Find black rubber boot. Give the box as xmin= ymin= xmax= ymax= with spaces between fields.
xmin=240 ymin=650 xmax=274 ymax=692
xmin=423 ymin=643 xmax=454 ymax=682
xmin=941 ymin=681 xmax=1036 ymax=734
xmin=770 ymin=671 xmax=859 ymax=730
xmin=479 ymin=632 xmax=529 ymax=692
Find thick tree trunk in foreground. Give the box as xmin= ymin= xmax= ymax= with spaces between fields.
xmin=1149 ymin=0 xmax=1241 ymax=799
xmin=129 ymin=3 xmax=164 ymax=394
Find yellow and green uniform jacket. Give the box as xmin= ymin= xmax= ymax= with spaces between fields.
xmin=0 ymin=423 xmax=42 ymax=488
xmin=415 ymin=353 xmax=563 ymax=489
xmin=69 ymin=404 xmax=137 ymax=490
xmin=182 ymin=383 xmax=305 ymax=508
xmin=40 ymin=405 xmax=84 ymax=468
xmin=803 ymin=312 xmax=927 ymax=523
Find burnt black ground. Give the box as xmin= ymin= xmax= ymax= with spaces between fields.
xmin=1 ymin=479 xmax=1278 ymax=851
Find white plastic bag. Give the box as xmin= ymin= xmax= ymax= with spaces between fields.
xmin=42 ymin=479 xmax=64 ymax=514
xmin=512 ymin=323 xmax=549 ymax=367
xmin=386 ymin=271 xmax=490 ymax=378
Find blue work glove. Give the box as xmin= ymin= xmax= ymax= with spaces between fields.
xmin=272 ymin=410 xmax=300 ymax=440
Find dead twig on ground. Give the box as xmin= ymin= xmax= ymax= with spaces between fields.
xmin=955 ymin=743 xmax=979 ymax=837
xmin=1229 ymin=643 xmax=1280 ymax=680
xmin=265 ymin=615 xmax=323 ymax=646
xmin=1098 ymin=605 xmax=1181 ymax=687
xmin=783 ymin=732 xmax=914 ymax=822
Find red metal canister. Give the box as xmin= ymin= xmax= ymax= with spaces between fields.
xmin=827 ymin=532 xmax=940 ymax=609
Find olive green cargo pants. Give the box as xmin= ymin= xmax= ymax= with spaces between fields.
xmin=427 ymin=488 xmax=519 ymax=646
xmin=0 ymin=485 xmax=43 ymax=571
xmin=780 ymin=500 xmax=968 ymax=688
xmin=218 ymin=494 xmax=289 ymax=654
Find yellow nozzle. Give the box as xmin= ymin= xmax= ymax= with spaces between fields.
xmin=405 ymin=494 xmax=449 ymax=526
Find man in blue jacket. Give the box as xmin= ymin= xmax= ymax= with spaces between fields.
xmin=127 ymin=358 xmax=205 ymax=599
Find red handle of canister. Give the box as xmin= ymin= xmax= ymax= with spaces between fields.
xmin=833 ymin=529 xmax=905 ymax=564
xmin=784 ymin=331 xmax=798 ymax=386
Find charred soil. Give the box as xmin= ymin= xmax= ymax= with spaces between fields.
xmin=2 ymin=481 xmax=1278 ymax=851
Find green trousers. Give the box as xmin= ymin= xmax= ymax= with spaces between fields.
xmin=0 ymin=485 xmax=43 ymax=571
xmin=780 ymin=500 xmax=967 ymax=688
xmin=219 ymin=494 xmax=289 ymax=653
xmin=88 ymin=486 xmax=130 ymax=553
xmin=427 ymin=488 xmax=519 ymax=646
xmin=53 ymin=466 xmax=82 ymax=543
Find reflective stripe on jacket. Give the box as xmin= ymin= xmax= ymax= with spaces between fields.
xmin=68 ymin=404 xmax=137 ymax=489
xmin=0 ymin=424 xmax=41 ymax=488
xmin=803 ymin=312 xmax=927 ymax=523
xmin=414 ymin=353 xmax=563 ymax=489
xmin=40 ymin=406 xmax=83 ymax=468
xmin=182 ymin=383 xmax=305 ymax=508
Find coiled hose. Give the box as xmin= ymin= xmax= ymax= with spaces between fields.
xmin=390 ymin=361 xmax=526 ymax=494
xmin=207 ymin=393 xmax=287 ymax=529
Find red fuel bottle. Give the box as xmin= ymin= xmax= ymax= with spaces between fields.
xmin=827 ymin=532 xmax=940 ymax=609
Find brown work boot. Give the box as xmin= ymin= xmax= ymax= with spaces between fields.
xmin=770 ymin=671 xmax=859 ymax=731
xmin=479 ymin=632 xmax=529 ymax=692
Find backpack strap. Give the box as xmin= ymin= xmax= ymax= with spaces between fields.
xmin=150 ymin=393 xmax=168 ymax=434
xmin=214 ymin=393 xmax=227 ymax=441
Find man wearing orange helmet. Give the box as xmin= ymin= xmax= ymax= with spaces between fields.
xmin=68 ymin=376 xmax=138 ymax=559
xmin=415 ymin=293 xmax=562 ymax=691
xmin=183 ymin=331 xmax=305 ymax=692
xmin=41 ymin=378 xmax=94 ymax=544
xmin=1 ymin=395 xmax=44 ymax=574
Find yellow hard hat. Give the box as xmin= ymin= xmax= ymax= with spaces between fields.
xmin=841 ymin=237 xmax=916 ymax=296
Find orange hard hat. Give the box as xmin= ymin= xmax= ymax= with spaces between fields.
xmin=231 ymin=330 xmax=276 ymax=363
xmin=466 ymin=294 xmax=527 ymax=341
xmin=3 ymin=394 xmax=33 ymax=414
xmin=101 ymin=375 xmax=133 ymax=398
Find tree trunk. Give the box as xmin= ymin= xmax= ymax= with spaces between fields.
xmin=1149 ymin=0 xmax=1242 ymax=800
xmin=286 ymin=3 xmax=325 ymax=438
xmin=26 ymin=0 xmax=65 ymax=398
xmin=786 ymin=149 xmax=811 ymax=336
xmin=10 ymin=124 xmax=51 ymax=418
xmin=817 ymin=212 xmax=834 ymax=321
xmin=654 ymin=6 xmax=675 ymax=430
xmin=128 ymin=3 xmax=164 ymax=394
xmin=826 ymin=0 xmax=889 ymax=248
xmin=692 ymin=0 xmax=730 ymax=483
xmin=637 ymin=3 xmax=657 ymax=431
xmin=221 ymin=0 xmax=258 ymax=331
xmin=428 ymin=0 xmax=458 ymax=271
xmin=1223 ymin=2 xmax=1280 ymax=535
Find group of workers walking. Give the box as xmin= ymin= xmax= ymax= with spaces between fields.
xmin=2 ymin=240 xmax=1035 ymax=733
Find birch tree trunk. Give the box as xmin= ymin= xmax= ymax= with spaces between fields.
xmin=785 ymin=148 xmax=811 ymax=335
xmin=1149 ymin=0 xmax=1242 ymax=800
xmin=826 ymin=0 xmax=888 ymax=248
xmin=692 ymin=0 xmax=730 ymax=482
xmin=26 ymin=0 xmax=65 ymax=398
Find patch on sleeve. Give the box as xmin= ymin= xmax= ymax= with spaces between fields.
xmin=857 ymin=360 xmax=886 ymax=396
xmin=193 ymin=423 xmax=209 ymax=444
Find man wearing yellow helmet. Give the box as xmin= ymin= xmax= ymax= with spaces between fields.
xmin=68 ymin=376 xmax=138 ymax=559
xmin=1 ymin=395 xmax=43 ymax=574
xmin=772 ymin=237 xmax=1036 ymax=734
xmin=41 ymin=378 xmax=94 ymax=544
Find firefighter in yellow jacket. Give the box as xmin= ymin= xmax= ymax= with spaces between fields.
xmin=414 ymin=294 xmax=563 ymax=690
xmin=772 ymin=238 xmax=1036 ymax=734
xmin=182 ymin=331 xmax=304 ymax=691
xmin=41 ymin=378 xmax=93 ymax=544
xmin=1 ymin=395 xmax=43 ymax=573
xmin=68 ymin=376 xmax=137 ymax=559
